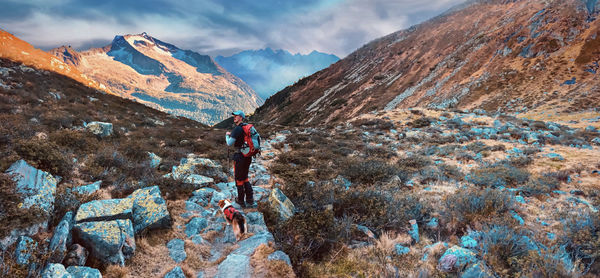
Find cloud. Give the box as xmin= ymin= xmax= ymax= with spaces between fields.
xmin=0 ymin=0 xmax=466 ymax=57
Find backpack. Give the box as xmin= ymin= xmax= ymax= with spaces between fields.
xmin=240 ymin=123 xmax=261 ymax=157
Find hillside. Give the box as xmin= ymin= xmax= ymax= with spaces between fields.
xmin=50 ymin=33 xmax=262 ymax=125
xmin=215 ymin=48 xmax=339 ymax=99
xmin=253 ymin=0 xmax=600 ymax=126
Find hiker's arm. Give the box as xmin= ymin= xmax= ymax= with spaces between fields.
xmin=225 ymin=133 xmax=236 ymax=146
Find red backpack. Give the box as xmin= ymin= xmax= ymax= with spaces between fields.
xmin=241 ymin=123 xmax=261 ymax=157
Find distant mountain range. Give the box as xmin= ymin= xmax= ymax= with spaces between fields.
xmin=215 ymin=48 xmax=339 ymax=99
xmin=50 ymin=33 xmax=262 ymax=125
xmin=253 ymin=0 xmax=600 ymax=126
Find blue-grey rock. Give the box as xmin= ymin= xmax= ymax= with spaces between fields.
xmin=426 ymin=217 xmax=439 ymax=229
xmin=461 ymin=262 xmax=494 ymax=278
xmin=511 ymin=211 xmax=525 ymax=225
xmin=333 ymin=175 xmax=352 ymax=190
xmin=191 ymin=235 xmax=206 ymax=245
xmin=268 ymin=250 xmax=291 ymax=265
xmin=70 ymin=181 xmax=101 ymax=196
xmin=65 ymin=266 xmax=101 ymax=278
xmin=128 ymin=186 xmax=170 ymax=234
xmin=268 ymin=188 xmax=295 ymax=221
xmin=460 ymin=236 xmax=478 ymax=249
xmin=220 ymin=225 xmax=236 ymax=243
xmin=42 ymin=263 xmax=72 ymax=278
xmin=73 ymin=219 xmax=135 ymax=266
xmin=164 ymin=154 xmax=223 ymax=184
xmin=185 ymin=217 xmax=208 ymax=237
xmin=189 ymin=188 xmax=216 ymax=206
xmin=232 ymin=232 xmax=274 ymax=256
xmin=215 ymin=254 xmax=251 ymax=278
xmin=204 ymin=223 xmax=225 ymax=233
xmin=6 ymin=159 xmax=58 ymax=214
xmin=246 ymin=212 xmax=266 ymax=226
xmin=546 ymin=153 xmax=564 ymax=161
xmin=196 ymin=271 xmax=204 ymax=278
xmin=14 ymin=236 xmax=37 ymax=266
xmin=167 ymin=238 xmax=186 ymax=263
xmin=592 ymin=137 xmax=600 ymax=145
xmin=75 ymin=199 xmax=132 ymax=223
xmin=439 ymin=246 xmax=478 ymax=272
xmin=210 ymin=191 xmax=229 ymax=207
xmin=49 ymin=211 xmax=74 ymax=263
xmin=394 ymin=244 xmax=410 ymax=255
xmin=148 ymin=152 xmax=162 ymax=168
xmin=164 ymin=266 xmax=185 ymax=278
xmin=356 ymin=224 xmax=376 ymax=239
xmin=409 ymin=219 xmax=419 ymax=243
xmin=85 ymin=122 xmax=113 ymax=138
xmin=585 ymin=126 xmax=597 ymax=132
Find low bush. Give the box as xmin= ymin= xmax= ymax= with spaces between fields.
xmin=342 ymin=158 xmax=399 ymax=185
xmin=561 ymin=211 xmax=600 ymax=273
xmin=49 ymin=129 xmax=99 ymax=154
xmin=478 ymin=225 xmax=537 ymax=274
xmin=468 ymin=163 xmax=530 ymax=188
xmin=397 ymin=155 xmax=432 ymax=174
xmin=409 ymin=117 xmax=432 ymax=128
xmin=521 ymin=175 xmax=560 ymax=197
xmin=14 ymin=138 xmax=73 ymax=179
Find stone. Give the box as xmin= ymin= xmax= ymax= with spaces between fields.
xmin=148 ymin=152 xmax=162 ymax=168
xmin=219 ymin=225 xmax=236 ymax=244
xmin=75 ymin=199 xmax=133 ymax=223
xmin=438 ymin=246 xmax=478 ymax=272
xmin=585 ymin=126 xmax=597 ymax=132
xmin=510 ymin=210 xmax=525 ymax=225
xmin=246 ymin=212 xmax=266 ymax=226
xmin=63 ymin=244 xmax=88 ymax=267
xmin=268 ymin=250 xmax=292 ymax=265
xmin=73 ymin=219 xmax=135 ymax=266
xmin=426 ymin=217 xmax=439 ymax=229
xmin=461 ymin=262 xmax=494 ymax=278
xmin=185 ymin=217 xmax=208 ymax=237
xmin=409 ymin=219 xmax=419 ymax=243
xmin=49 ymin=211 xmax=74 ymax=263
xmin=85 ymin=121 xmax=113 ymax=138
xmin=14 ymin=236 xmax=37 ymax=266
xmin=191 ymin=235 xmax=206 ymax=245
xmin=232 ymin=232 xmax=274 ymax=256
xmin=592 ymin=137 xmax=600 ymax=145
xmin=165 ymin=154 xmax=225 ymax=183
xmin=128 ymin=186 xmax=171 ymax=234
xmin=188 ymin=188 xmax=216 ymax=206
xmin=546 ymin=153 xmax=564 ymax=161
xmin=70 ymin=181 xmax=101 ymax=196
xmin=210 ymin=191 xmax=230 ymax=207
xmin=268 ymin=188 xmax=295 ymax=221
xmin=460 ymin=236 xmax=478 ymax=249
xmin=42 ymin=263 xmax=72 ymax=278
xmin=394 ymin=244 xmax=410 ymax=255
xmin=333 ymin=175 xmax=352 ymax=190
xmin=65 ymin=266 xmax=102 ymax=278
xmin=215 ymin=254 xmax=251 ymax=278
xmin=5 ymin=159 xmax=58 ymax=214
xmin=355 ymin=224 xmax=376 ymax=239
xmin=167 ymin=238 xmax=186 ymax=263
xmin=164 ymin=266 xmax=186 ymax=278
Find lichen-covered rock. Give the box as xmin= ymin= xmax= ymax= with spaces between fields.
xmin=394 ymin=244 xmax=410 ymax=255
xmin=49 ymin=211 xmax=74 ymax=263
xmin=460 ymin=262 xmax=494 ymax=278
xmin=232 ymin=232 xmax=274 ymax=256
xmin=268 ymin=250 xmax=291 ymax=265
xmin=189 ymin=188 xmax=216 ymax=206
xmin=210 ymin=191 xmax=230 ymax=207
xmin=215 ymin=254 xmax=251 ymax=278
xmin=165 ymin=154 xmax=224 ymax=183
xmin=185 ymin=217 xmax=208 ymax=237
xmin=148 ymin=152 xmax=162 ymax=168
xmin=246 ymin=212 xmax=266 ymax=226
xmin=268 ymin=188 xmax=295 ymax=221
xmin=63 ymin=244 xmax=88 ymax=267
xmin=128 ymin=186 xmax=170 ymax=234
xmin=42 ymin=263 xmax=72 ymax=278
xmin=6 ymin=159 xmax=58 ymax=214
xmin=65 ymin=266 xmax=102 ymax=278
xmin=167 ymin=238 xmax=186 ymax=263
xmin=70 ymin=181 xmax=101 ymax=196
xmin=85 ymin=121 xmax=113 ymax=138
xmin=164 ymin=266 xmax=185 ymax=278
xmin=73 ymin=219 xmax=135 ymax=266
xmin=75 ymin=199 xmax=133 ymax=223
xmin=14 ymin=236 xmax=37 ymax=266
xmin=438 ymin=246 xmax=478 ymax=272
xmin=219 ymin=225 xmax=236 ymax=244
xmin=460 ymin=235 xmax=478 ymax=249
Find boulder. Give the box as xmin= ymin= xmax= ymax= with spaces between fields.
xmin=268 ymin=250 xmax=292 ymax=265
xmin=460 ymin=262 xmax=494 ymax=278
xmin=75 ymin=199 xmax=133 ymax=223
xmin=85 ymin=122 xmax=113 ymax=138
xmin=355 ymin=225 xmax=376 ymax=240
xmin=167 ymin=238 xmax=186 ymax=263
xmin=73 ymin=219 xmax=135 ymax=266
xmin=185 ymin=217 xmax=208 ymax=237
xmin=164 ymin=266 xmax=186 ymax=278
xmin=219 ymin=225 xmax=236 ymax=244
xmin=70 ymin=181 xmax=101 ymax=196
xmin=49 ymin=211 xmax=74 ymax=263
xmin=438 ymin=246 xmax=478 ymax=272
xmin=210 ymin=191 xmax=230 ymax=207
xmin=232 ymin=232 xmax=274 ymax=256
xmin=215 ymin=254 xmax=251 ymax=278
xmin=394 ymin=244 xmax=410 ymax=255
xmin=460 ymin=236 xmax=478 ymax=249
xmin=409 ymin=219 xmax=419 ymax=243
xmin=165 ymin=154 xmax=225 ymax=183
xmin=128 ymin=186 xmax=170 ymax=234
xmin=268 ymin=188 xmax=295 ymax=221
xmin=63 ymin=244 xmax=88 ymax=267
xmin=5 ymin=159 xmax=58 ymax=214
xmin=42 ymin=263 xmax=72 ymax=278
xmin=148 ymin=152 xmax=162 ymax=168
xmin=246 ymin=212 xmax=266 ymax=226
xmin=188 ymin=188 xmax=216 ymax=206
xmin=14 ymin=236 xmax=37 ymax=266
xmin=65 ymin=266 xmax=101 ymax=278
xmin=191 ymin=235 xmax=206 ymax=245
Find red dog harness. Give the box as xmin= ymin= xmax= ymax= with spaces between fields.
xmin=223 ymin=206 xmax=236 ymax=221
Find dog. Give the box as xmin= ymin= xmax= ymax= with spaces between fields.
xmin=218 ymin=199 xmax=247 ymax=241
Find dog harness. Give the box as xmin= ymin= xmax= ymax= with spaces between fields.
xmin=221 ymin=200 xmax=237 ymax=221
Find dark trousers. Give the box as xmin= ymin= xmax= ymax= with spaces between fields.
xmin=233 ymin=154 xmax=253 ymax=204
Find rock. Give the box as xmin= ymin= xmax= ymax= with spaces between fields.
xmin=85 ymin=121 xmax=113 ymax=138
xmin=65 ymin=266 xmax=102 ymax=278
xmin=196 ymin=271 xmax=204 ymax=278
xmin=460 ymin=236 xmax=478 ymax=249
xmin=355 ymin=224 xmax=376 ymax=240
xmin=333 ymin=175 xmax=352 ymax=190
xmin=592 ymin=137 xmax=600 ymax=145
xmin=585 ymin=126 xmax=597 ymax=132
xmin=167 ymin=238 xmax=186 ymax=263
xmin=73 ymin=219 xmax=135 ymax=266
xmin=268 ymin=250 xmax=292 ymax=265
xmin=185 ymin=217 xmax=208 ymax=237
xmin=191 ymin=235 xmax=206 ymax=245
xmin=189 ymin=188 xmax=216 ymax=206
xmin=438 ymin=246 xmax=478 ymax=272
xmin=215 ymin=254 xmax=251 ymax=278
xmin=75 ymin=199 xmax=133 ymax=223
xmin=63 ymin=244 xmax=88 ymax=267
xmin=49 ymin=211 xmax=75 ymax=263
xmin=42 ymin=263 xmax=72 ymax=278
xmin=5 ymin=159 xmax=58 ymax=214
xmin=164 ymin=266 xmax=186 ymax=278
xmin=128 ymin=186 xmax=171 ymax=234
xmin=426 ymin=217 xmax=439 ymax=229
xmin=232 ymin=232 xmax=274 ymax=256
xmin=246 ymin=212 xmax=266 ymax=226
xmin=148 ymin=152 xmax=162 ymax=168
xmin=166 ymin=154 xmax=225 ymax=183
xmin=394 ymin=244 xmax=410 ymax=255
xmin=510 ymin=210 xmax=525 ymax=225
xmin=70 ymin=181 xmax=101 ymax=196
xmin=422 ymin=242 xmax=448 ymax=261
xmin=546 ymin=153 xmax=564 ymax=161
xmin=460 ymin=262 xmax=494 ymax=278
xmin=210 ymin=191 xmax=230 ymax=207
xmin=268 ymin=188 xmax=295 ymax=221
xmin=219 ymin=225 xmax=236 ymax=244
xmin=14 ymin=236 xmax=37 ymax=266
xmin=409 ymin=219 xmax=419 ymax=243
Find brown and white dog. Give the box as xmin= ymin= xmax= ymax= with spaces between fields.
xmin=218 ymin=199 xmax=247 ymax=241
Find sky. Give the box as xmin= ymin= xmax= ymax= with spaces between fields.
xmin=0 ymin=0 xmax=467 ymax=58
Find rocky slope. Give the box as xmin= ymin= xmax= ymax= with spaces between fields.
xmin=50 ymin=33 xmax=262 ymax=125
xmin=253 ymin=0 xmax=600 ymax=126
xmin=215 ymin=48 xmax=339 ymax=99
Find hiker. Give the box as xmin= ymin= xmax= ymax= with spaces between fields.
xmin=226 ymin=110 xmax=260 ymax=208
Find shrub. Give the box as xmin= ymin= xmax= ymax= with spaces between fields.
xmin=0 ymin=173 xmax=47 ymax=239
xmin=521 ymin=175 xmax=560 ymax=197
xmin=14 ymin=138 xmax=73 ymax=179
xmin=478 ymin=225 xmax=537 ymax=274
xmin=397 ymin=155 xmax=432 ymax=174
xmin=49 ymin=129 xmax=99 ymax=154
xmin=561 ymin=211 xmax=600 ymax=273
xmin=342 ymin=158 xmax=399 ymax=185
xmin=441 ymin=188 xmax=515 ymax=232
xmin=468 ymin=163 xmax=530 ymax=188
xmin=409 ymin=117 xmax=432 ymax=128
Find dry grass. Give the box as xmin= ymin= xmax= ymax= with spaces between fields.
xmin=250 ymin=243 xmax=296 ymax=278
xmin=104 ymin=265 xmax=130 ymax=278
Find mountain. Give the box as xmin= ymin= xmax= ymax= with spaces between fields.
xmin=252 ymin=0 xmax=600 ymax=126
xmin=50 ymin=33 xmax=262 ymax=125
xmin=215 ymin=48 xmax=339 ymax=99
xmin=0 ymin=29 xmax=109 ymax=94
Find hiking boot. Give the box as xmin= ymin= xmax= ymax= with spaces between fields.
xmin=235 ymin=199 xmax=246 ymax=208
xmin=246 ymin=201 xmax=257 ymax=208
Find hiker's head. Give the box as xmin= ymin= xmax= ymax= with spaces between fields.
xmin=232 ymin=110 xmax=245 ymax=124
